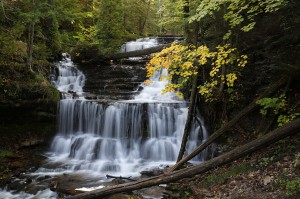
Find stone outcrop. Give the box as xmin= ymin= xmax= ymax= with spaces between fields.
xmin=78 ymin=63 xmax=147 ymax=100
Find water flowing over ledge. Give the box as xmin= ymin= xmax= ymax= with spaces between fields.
xmin=44 ymin=100 xmax=208 ymax=178
xmin=46 ymin=51 xmax=209 ymax=178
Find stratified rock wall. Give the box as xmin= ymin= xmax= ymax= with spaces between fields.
xmin=78 ymin=63 xmax=147 ymax=100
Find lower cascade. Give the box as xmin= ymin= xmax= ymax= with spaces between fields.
xmin=46 ymin=101 xmax=208 ymax=176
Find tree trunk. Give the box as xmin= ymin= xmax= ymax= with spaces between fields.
xmin=167 ymin=76 xmax=288 ymax=172
xmin=26 ymin=0 xmax=35 ymax=71
xmin=27 ymin=21 xmax=35 ymax=71
xmin=176 ymin=72 xmax=198 ymax=162
xmin=67 ymin=118 xmax=300 ymax=199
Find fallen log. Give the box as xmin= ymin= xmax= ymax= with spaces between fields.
xmin=87 ymin=43 xmax=172 ymax=64
xmin=106 ymin=44 xmax=172 ymax=60
xmin=67 ymin=117 xmax=300 ymax=199
xmin=167 ymin=76 xmax=288 ymax=172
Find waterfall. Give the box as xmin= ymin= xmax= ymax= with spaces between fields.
xmin=42 ymin=52 xmax=209 ymax=178
xmin=0 ymin=41 xmax=208 ymax=199
xmin=50 ymin=53 xmax=85 ymax=99
xmin=0 ymin=40 xmax=210 ymax=198
xmin=121 ymin=38 xmax=159 ymax=52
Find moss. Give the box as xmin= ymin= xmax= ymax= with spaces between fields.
xmin=36 ymin=111 xmax=56 ymax=121
xmin=285 ymin=179 xmax=300 ymax=196
xmin=279 ymin=178 xmax=300 ymax=196
xmin=0 ymin=150 xmax=14 ymax=158
xmin=0 ymin=62 xmax=60 ymax=104
xmin=204 ymin=162 xmax=253 ymax=186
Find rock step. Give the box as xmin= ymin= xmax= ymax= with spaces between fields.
xmin=78 ymin=63 xmax=146 ymax=100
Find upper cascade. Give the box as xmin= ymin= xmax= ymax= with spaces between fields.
xmin=121 ymin=36 xmax=183 ymax=53
xmin=50 ymin=53 xmax=85 ymax=99
xmin=121 ymin=37 xmax=159 ymax=52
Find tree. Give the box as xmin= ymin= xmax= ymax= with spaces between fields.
xmin=40 ymin=0 xmax=61 ymax=60
xmin=96 ymin=0 xmax=124 ymax=54
xmin=122 ymin=0 xmax=152 ymax=36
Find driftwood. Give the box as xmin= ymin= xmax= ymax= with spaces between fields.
xmin=50 ymin=180 xmax=85 ymax=196
xmin=57 ymin=188 xmax=85 ymax=196
xmin=167 ymin=76 xmax=288 ymax=172
xmin=67 ymin=118 xmax=300 ymax=199
xmin=106 ymin=175 xmax=136 ymax=181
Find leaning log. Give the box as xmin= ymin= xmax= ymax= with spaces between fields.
xmin=67 ymin=118 xmax=300 ymax=199
xmin=167 ymin=76 xmax=288 ymax=172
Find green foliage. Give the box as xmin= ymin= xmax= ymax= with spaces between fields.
xmin=205 ymin=162 xmax=253 ymax=185
xmin=280 ymin=178 xmax=300 ymax=196
xmin=256 ymin=95 xmax=300 ymax=127
xmin=96 ymin=0 xmax=125 ymax=54
xmin=277 ymin=113 xmax=300 ymax=127
xmin=123 ymin=0 xmax=153 ymax=36
xmin=256 ymin=96 xmax=287 ymax=116
xmin=0 ymin=63 xmax=59 ymax=102
xmin=190 ymin=0 xmax=288 ymax=40
xmin=73 ymin=25 xmax=97 ymax=46
xmin=258 ymin=156 xmax=276 ymax=167
xmin=154 ymin=0 xmax=186 ymax=34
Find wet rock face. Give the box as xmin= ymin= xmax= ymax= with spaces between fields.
xmin=78 ymin=63 xmax=146 ymax=100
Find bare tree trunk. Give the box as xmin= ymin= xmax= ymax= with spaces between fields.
xmin=26 ymin=0 xmax=35 ymax=72
xmin=67 ymin=117 xmax=300 ymax=199
xmin=167 ymin=76 xmax=288 ymax=172
xmin=27 ymin=21 xmax=35 ymax=71
xmin=176 ymin=73 xmax=198 ymax=162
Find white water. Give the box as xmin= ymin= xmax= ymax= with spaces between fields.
xmin=0 ymin=188 xmax=56 ymax=199
xmin=121 ymin=37 xmax=159 ymax=52
xmin=50 ymin=53 xmax=85 ymax=99
xmin=133 ymin=69 xmax=183 ymax=102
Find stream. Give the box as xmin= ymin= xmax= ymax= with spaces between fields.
xmin=0 ymin=38 xmax=210 ymax=199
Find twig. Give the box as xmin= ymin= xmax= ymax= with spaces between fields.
xmin=106 ymin=174 xmax=136 ymax=181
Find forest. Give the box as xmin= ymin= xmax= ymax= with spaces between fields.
xmin=0 ymin=0 xmax=300 ymax=198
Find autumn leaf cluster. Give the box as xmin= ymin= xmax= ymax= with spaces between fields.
xmin=146 ymin=42 xmax=247 ymax=102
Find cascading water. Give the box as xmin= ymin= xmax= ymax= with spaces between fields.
xmin=43 ymin=54 xmax=208 ymax=178
xmin=0 ymin=39 xmax=209 ymax=198
xmin=121 ymin=38 xmax=159 ymax=52
xmin=133 ymin=68 xmax=182 ymax=102
xmin=50 ymin=53 xmax=85 ymax=99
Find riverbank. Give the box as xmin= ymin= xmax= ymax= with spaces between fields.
xmin=0 ymin=99 xmax=58 ymax=187
xmin=163 ymin=134 xmax=300 ymax=198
